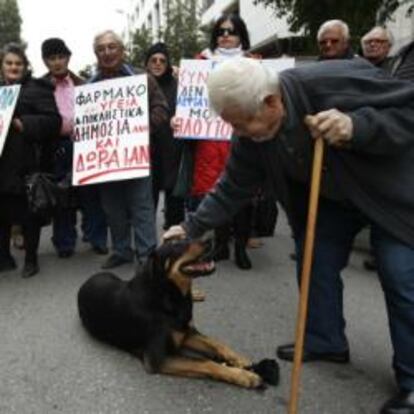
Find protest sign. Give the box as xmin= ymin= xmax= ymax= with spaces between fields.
xmin=0 ymin=85 xmax=21 ymax=156
xmin=72 ymin=75 xmax=149 ymax=186
xmin=174 ymin=59 xmax=231 ymax=141
xmin=174 ymin=58 xmax=295 ymax=141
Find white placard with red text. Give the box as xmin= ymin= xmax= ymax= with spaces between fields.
xmin=72 ymin=75 xmax=149 ymax=186
xmin=174 ymin=58 xmax=295 ymax=141
xmin=0 ymin=85 xmax=21 ymax=156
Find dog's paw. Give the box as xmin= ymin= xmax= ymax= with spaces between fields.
xmin=237 ymin=368 xmax=265 ymax=389
xmin=222 ymin=351 xmax=252 ymax=368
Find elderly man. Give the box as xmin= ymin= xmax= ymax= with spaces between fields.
xmin=361 ymin=26 xmax=393 ymax=69
xmin=165 ymin=58 xmax=414 ymax=413
xmin=91 ymin=30 xmax=169 ymax=269
xmin=317 ymin=19 xmax=354 ymax=60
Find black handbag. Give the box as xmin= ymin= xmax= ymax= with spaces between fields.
xmin=25 ymin=172 xmax=59 ymax=220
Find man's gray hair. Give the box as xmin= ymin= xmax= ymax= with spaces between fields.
xmin=317 ymin=19 xmax=350 ymax=41
xmin=207 ymin=58 xmax=280 ymax=115
xmin=93 ymin=30 xmax=125 ymax=51
xmin=361 ymin=26 xmax=394 ymax=46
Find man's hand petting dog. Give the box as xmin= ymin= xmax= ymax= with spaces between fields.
xmin=162 ymin=224 xmax=187 ymax=241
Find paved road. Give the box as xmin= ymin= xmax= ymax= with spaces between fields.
xmin=0 ymin=210 xmax=395 ymax=413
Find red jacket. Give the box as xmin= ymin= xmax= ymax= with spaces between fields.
xmin=190 ymin=50 xmax=261 ymax=197
xmin=190 ymin=49 xmax=231 ymax=196
xmin=191 ymin=139 xmax=231 ymax=196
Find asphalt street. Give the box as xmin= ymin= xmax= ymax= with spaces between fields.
xmin=0 ymin=208 xmax=395 ymax=414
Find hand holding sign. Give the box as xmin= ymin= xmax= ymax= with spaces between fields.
xmin=12 ymin=118 xmax=24 ymax=133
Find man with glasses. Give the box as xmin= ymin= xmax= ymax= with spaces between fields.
xmin=317 ymin=19 xmax=354 ymax=60
xmin=361 ymin=26 xmax=393 ymax=69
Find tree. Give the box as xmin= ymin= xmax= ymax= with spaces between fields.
xmin=161 ymin=0 xmax=208 ymax=64
xmin=78 ymin=64 xmax=94 ymax=80
xmin=130 ymin=27 xmax=154 ymax=68
xmin=0 ymin=0 xmax=22 ymax=49
xmin=253 ymin=0 xmax=414 ymax=39
xmin=130 ymin=0 xmax=208 ymax=68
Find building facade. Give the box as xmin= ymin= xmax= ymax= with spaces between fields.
xmin=125 ymin=0 xmax=414 ymax=57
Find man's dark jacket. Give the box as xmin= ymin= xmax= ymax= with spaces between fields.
xmin=390 ymin=40 xmax=414 ymax=78
xmin=184 ymin=59 xmax=414 ymax=248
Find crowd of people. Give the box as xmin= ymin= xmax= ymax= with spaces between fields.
xmin=0 ymin=13 xmax=413 ymax=413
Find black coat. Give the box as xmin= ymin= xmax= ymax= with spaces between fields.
xmin=0 ymin=75 xmax=61 ymax=196
xmin=151 ymin=72 xmax=183 ymax=191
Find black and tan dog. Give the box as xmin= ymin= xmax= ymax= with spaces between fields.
xmin=77 ymin=239 xmax=266 ymax=388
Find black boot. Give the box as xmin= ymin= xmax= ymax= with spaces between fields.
xmin=213 ymin=241 xmax=230 ymax=261
xmin=0 ymin=254 xmax=17 ymax=272
xmin=213 ymin=226 xmax=230 ymax=262
xmin=234 ymin=239 xmax=252 ymax=270
xmin=22 ymin=254 xmax=39 ymax=278
xmin=0 ymin=225 xmax=16 ymax=272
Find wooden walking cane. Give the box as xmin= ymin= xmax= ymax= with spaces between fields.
xmin=287 ymin=134 xmax=325 ymax=414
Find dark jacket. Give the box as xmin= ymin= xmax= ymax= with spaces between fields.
xmin=43 ymin=70 xmax=84 ymax=88
xmin=390 ymin=40 xmax=414 ymax=79
xmin=318 ymin=47 xmax=355 ymax=61
xmin=41 ymin=70 xmax=85 ymax=179
xmin=184 ymin=59 xmax=414 ymax=248
xmin=0 ymin=75 xmax=62 ymax=195
xmin=150 ymin=66 xmax=183 ymax=190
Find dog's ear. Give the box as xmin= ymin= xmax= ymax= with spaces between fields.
xmin=142 ymin=250 xmax=167 ymax=280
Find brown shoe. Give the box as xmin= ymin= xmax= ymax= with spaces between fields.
xmin=247 ymin=238 xmax=263 ymax=249
xmin=191 ymin=288 xmax=206 ymax=302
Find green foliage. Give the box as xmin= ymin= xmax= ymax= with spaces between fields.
xmin=130 ymin=0 xmax=208 ymax=68
xmin=78 ymin=64 xmax=94 ymax=80
xmin=130 ymin=27 xmax=154 ymax=68
xmin=0 ymin=0 xmax=22 ymax=50
xmin=253 ymin=0 xmax=414 ymax=38
xmin=161 ymin=0 xmax=208 ymax=64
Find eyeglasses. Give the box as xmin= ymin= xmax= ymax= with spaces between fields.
xmin=95 ymin=43 xmax=121 ymax=55
xmin=217 ymin=27 xmax=239 ymax=37
xmin=318 ymin=38 xmax=340 ymax=46
xmin=362 ymin=39 xmax=389 ymax=45
xmin=149 ymin=57 xmax=167 ymax=64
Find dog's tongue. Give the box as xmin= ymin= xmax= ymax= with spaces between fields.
xmin=187 ymin=261 xmax=215 ymax=272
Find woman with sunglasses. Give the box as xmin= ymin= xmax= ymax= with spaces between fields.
xmin=145 ymin=42 xmax=185 ymax=231
xmin=0 ymin=44 xmax=61 ymax=278
xmin=187 ymin=14 xmax=258 ymax=270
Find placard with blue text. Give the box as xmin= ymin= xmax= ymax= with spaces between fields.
xmin=0 ymin=85 xmax=21 ymax=156
xmin=174 ymin=58 xmax=295 ymax=141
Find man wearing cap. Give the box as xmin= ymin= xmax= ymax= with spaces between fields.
xmin=41 ymin=38 xmax=108 ymax=257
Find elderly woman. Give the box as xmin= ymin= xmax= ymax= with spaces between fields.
xmin=0 ymin=43 xmax=61 ymax=278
